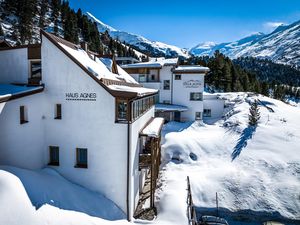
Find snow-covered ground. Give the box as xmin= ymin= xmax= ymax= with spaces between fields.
xmin=1 ymin=92 xmax=299 ymax=225
xmin=160 ymin=93 xmax=300 ymax=224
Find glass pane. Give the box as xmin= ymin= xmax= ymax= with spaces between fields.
xmin=31 ymin=61 xmax=41 ymax=78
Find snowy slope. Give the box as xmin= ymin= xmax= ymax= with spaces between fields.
xmin=86 ymin=12 xmax=189 ymax=58
xmin=161 ymin=93 xmax=300 ymax=224
xmin=0 ymin=166 xmax=125 ymax=225
xmin=190 ymin=21 xmax=300 ymax=67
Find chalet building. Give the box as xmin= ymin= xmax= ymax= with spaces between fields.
xmin=0 ymin=31 xmax=165 ymax=220
xmin=122 ymin=58 xmax=224 ymax=121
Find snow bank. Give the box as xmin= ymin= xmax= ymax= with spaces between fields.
xmin=0 ymin=166 xmax=125 ymax=225
xmin=160 ymin=93 xmax=300 ymax=223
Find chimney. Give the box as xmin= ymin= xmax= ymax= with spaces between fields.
xmin=80 ymin=41 xmax=88 ymax=52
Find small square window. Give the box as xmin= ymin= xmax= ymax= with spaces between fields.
xmin=55 ymin=104 xmax=62 ymax=119
xmin=49 ymin=146 xmax=59 ymax=166
xmin=20 ymin=106 xmax=28 ymax=124
xmin=75 ymin=148 xmax=88 ymax=168
xmin=139 ymin=75 xmax=146 ymax=82
xmin=190 ymin=92 xmax=203 ymax=101
xmin=203 ymin=109 xmax=212 ymax=117
xmin=163 ymin=80 xmax=170 ymax=90
xmin=195 ymin=112 xmax=202 ymax=120
xmin=175 ymin=75 xmax=181 ymax=80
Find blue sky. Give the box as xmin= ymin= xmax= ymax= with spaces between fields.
xmin=68 ymin=0 xmax=300 ymax=48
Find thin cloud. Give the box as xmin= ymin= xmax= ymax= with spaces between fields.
xmin=263 ymin=22 xmax=286 ymax=31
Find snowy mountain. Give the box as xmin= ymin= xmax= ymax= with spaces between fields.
xmin=86 ymin=12 xmax=189 ymax=58
xmin=190 ymin=20 xmax=300 ymax=67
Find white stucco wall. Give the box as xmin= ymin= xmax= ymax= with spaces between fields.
xmin=172 ymin=73 xmax=205 ymax=121
xmin=159 ymin=66 xmax=173 ymax=103
xmin=0 ymin=48 xmax=29 ymax=84
xmin=203 ymin=98 xmax=225 ymax=119
xmin=0 ymin=94 xmax=46 ymax=169
xmin=42 ymin=36 xmax=130 ymax=214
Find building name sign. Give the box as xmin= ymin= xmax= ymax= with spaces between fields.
xmin=183 ymin=80 xmax=201 ymax=88
xmin=65 ymin=93 xmax=97 ymax=101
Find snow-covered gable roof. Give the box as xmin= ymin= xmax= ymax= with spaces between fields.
xmin=173 ymin=65 xmax=210 ymax=74
xmin=121 ymin=57 xmax=178 ymax=69
xmin=0 ymin=84 xmax=44 ymax=103
xmin=42 ymin=31 xmax=158 ymax=98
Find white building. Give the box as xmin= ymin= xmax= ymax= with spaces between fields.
xmin=122 ymin=58 xmax=224 ymax=121
xmin=0 ymin=31 xmax=164 ymax=220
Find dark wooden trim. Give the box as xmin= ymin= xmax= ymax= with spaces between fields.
xmin=0 ymin=86 xmax=44 ymax=103
xmin=28 ymin=44 xmax=41 ymax=59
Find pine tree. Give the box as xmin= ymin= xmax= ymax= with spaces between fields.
xmin=249 ymin=100 xmax=260 ymax=126
xmin=0 ymin=24 xmax=3 ymax=36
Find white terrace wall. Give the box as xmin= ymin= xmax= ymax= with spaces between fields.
xmin=0 ymin=48 xmax=29 ymax=84
xmin=0 ymin=93 xmax=46 ymax=169
xmin=203 ymin=96 xmax=225 ymax=119
xmin=172 ymin=73 xmax=205 ymax=121
xmin=42 ymin=35 xmax=128 ymax=215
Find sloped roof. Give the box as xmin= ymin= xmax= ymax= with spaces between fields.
xmin=41 ymin=30 xmax=158 ymax=99
xmin=173 ymin=65 xmax=210 ymax=74
xmin=121 ymin=57 xmax=178 ymax=69
xmin=0 ymin=84 xmax=44 ymax=103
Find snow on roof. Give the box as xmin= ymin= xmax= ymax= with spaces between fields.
xmin=108 ymin=84 xmax=157 ymax=97
xmin=155 ymin=103 xmax=188 ymax=112
xmin=173 ymin=65 xmax=210 ymax=73
xmin=121 ymin=57 xmax=178 ymax=69
xmin=140 ymin=117 xmax=164 ymax=138
xmin=0 ymin=84 xmax=43 ymax=102
xmin=58 ymin=43 xmax=137 ymax=84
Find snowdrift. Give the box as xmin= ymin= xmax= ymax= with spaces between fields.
xmin=0 ymin=166 xmax=125 ymax=225
xmin=160 ymin=93 xmax=300 ymax=224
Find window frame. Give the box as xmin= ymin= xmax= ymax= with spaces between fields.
xmin=203 ymin=109 xmax=212 ymax=117
xmin=163 ymin=80 xmax=170 ymax=90
xmin=175 ymin=74 xmax=181 ymax=80
xmin=190 ymin=92 xmax=203 ymax=101
xmin=116 ymin=99 xmax=128 ymax=122
xmin=30 ymin=60 xmax=42 ymax=79
xmin=75 ymin=148 xmax=88 ymax=168
xmin=20 ymin=105 xmax=28 ymax=124
xmin=48 ymin=146 xmax=59 ymax=166
xmin=195 ymin=112 xmax=202 ymax=120
xmin=54 ymin=104 xmax=62 ymax=120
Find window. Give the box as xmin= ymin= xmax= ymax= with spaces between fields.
xmin=195 ymin=112 xmax=202 ymax=120
xmin=139 ymin=75 xmax=146 ymax=82
xmin=76 ymin=148 xmax=88 ymax=168
xmin=116 ymin=99 xmax=128 ymax=121
xmin=20 ymin=106 xmax=28 ymax=124
xmin=190 ymin=92 xmax=203 ymax=101
xmin=130 ymin=95 xmax=157 ymax=122
xmin=163 ymin=80 xmax=170 ymax=90
xmin=49 ymin=146 xmax=59 ymax=166
xmin=150 ymin=74 xmax=156 ymax=81
xmin=175 ymin=75 xmax=181 ymax=80
xmin=55 ymin=104 xmax=62 ymax=119
xmin=203 ymin=109 xmax=212 ymax=117
xmin=30 ymin=60 xmax=41 ymax=78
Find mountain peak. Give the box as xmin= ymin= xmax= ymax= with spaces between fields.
xmin=86 ymin=12 xmax=117 ymax=32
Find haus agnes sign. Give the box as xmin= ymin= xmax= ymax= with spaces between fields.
xmin=183 ymin=80 xmax=201 ymax=88
xmin=65 ymin=92 xmax=97 ymax=101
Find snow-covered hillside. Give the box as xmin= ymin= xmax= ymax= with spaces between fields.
xmin=190 ymin=21 xmax=300 ymax=67
xmin=161 ymin=93 xmax=300 ymax=224
xmin=86 ymin=12 xmax=189 ymax=58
